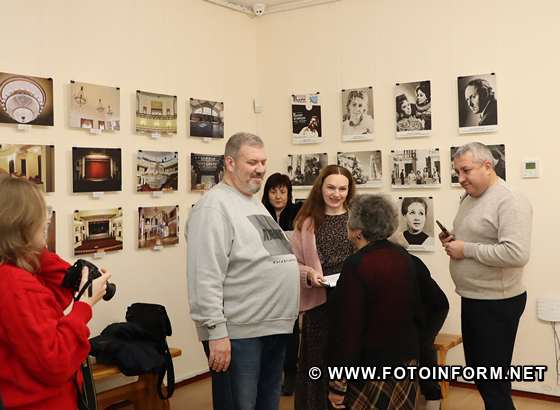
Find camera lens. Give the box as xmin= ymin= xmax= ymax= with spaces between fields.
xmin=103 ymin=283 xmax=117 ymax=301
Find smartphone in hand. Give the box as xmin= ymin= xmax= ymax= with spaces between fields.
xmin=436 ymin=220 xmax=450 ymax=238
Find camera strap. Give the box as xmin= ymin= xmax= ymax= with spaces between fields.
xmin=74 ymin=279 xmax=93 ymax=302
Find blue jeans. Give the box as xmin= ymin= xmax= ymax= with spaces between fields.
xmin=203 ymin=334 xmax=288 ymax=410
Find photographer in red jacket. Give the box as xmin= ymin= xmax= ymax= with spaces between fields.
xmin=0 ymin=175 xmax=111 ymax=410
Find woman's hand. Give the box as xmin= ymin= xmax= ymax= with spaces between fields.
xmin=328 ymin=391 xmax=346 ymax=409
xmin=306 ymin=268 xmax=325 ymax=287
xmin=79 ymin=266 xmax=112 ymax=306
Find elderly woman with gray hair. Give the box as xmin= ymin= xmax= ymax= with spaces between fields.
xmin=327 ymin=195 xmax=447 ymax=410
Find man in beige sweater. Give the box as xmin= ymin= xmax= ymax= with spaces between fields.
xmin=440 ymin=142 xmax=532 ymax=410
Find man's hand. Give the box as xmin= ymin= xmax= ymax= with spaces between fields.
xmin=208 ymin=337 xmax=231 ymax=372
xmin=444 ymin=240 xmax=465 ymax=260
xmin=328 ymin=391 xmax=346 ymax=409
xmin=439 ymin=231 xmax=455 ymax=245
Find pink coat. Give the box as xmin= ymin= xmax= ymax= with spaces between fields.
xmin=291 ymin=217 xmax=326 ymax=312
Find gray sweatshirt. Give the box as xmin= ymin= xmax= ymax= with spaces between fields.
xmin=186 ymin=183 xmax=299 ymax=341
xmin=450 ymin=179 xmax=532 ymax=299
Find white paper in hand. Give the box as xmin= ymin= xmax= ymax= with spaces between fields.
xmin=322 ymin=273 xmax=340 ymax=288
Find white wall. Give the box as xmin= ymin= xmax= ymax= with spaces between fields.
xmin=255 ymin=0 xmax=560 ymax=396
xmin=0 ymin=0 xmax=257 ymax=383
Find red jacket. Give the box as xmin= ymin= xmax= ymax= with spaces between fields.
xmin=0 ymin=250 xmax=92 ymax=410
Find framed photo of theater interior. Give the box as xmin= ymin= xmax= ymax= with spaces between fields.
xmin=136 ymin=90 xmax=177 ymax=136
xmin=0 ymin=144 xmax=55 ymax=192
xmin=136 ymin=150 xmax=178 ymax=192
xmin=72 ymin=147 xmax=122 ymax=193
xmin=138 ymin=206 xmax=179 ymax=249
xmin=73 ymin=208 xmax=123 ymax=256
xmin=190 ymin=153 xmax=224 ymax=191
xmin=69 ymin=81 xmax=120 ymax=131
xmin=189 ymin=98 xmax=224 ymax=138
xmin=0 ymin=72 xmax=54 ymax=126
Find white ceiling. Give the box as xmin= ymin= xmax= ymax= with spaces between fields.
xmin=203 ymin=0 xmax=341 ymax=16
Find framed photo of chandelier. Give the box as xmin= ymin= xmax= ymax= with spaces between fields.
xmin=0 ymin=72 xmax=53 ymax=126
xmin=137 ymin=150 xmax=178 ymax=192
xmin=69 ymin=81 xmax=120 ymax=131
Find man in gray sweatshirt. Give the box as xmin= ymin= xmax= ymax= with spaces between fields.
xmin=187 ymin=132 xmax=299 ymax=410
xmin=440 ymin=142 xmax=532 ymax=410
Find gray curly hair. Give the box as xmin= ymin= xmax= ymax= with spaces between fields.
xmin=348 ymin=195 xmax=398 ymax=241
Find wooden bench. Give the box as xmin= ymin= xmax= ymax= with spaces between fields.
xmin=434 ymin=333 xmax=463 ymax=410
xmin=92 ymin=347 xmax=182 ymax=410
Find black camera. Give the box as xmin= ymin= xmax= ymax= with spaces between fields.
xmin=63 ymin=259 xmax=116 ymax=301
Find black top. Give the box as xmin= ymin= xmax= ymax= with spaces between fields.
xmin=329 ymin=240 xmax=447 ymax=368
xmin=404 ymin=230 xmax=429 ymax=245
xmin=264 ymin=202 xmax=301 ymax=231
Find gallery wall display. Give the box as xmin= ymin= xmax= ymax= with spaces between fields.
xmin=46 ymin=208 xmax=56 ymax=252
xmin=341 ymin=87 xmax=374 ymax=141
xmin=0 ymin=72 xmax=54 ymax=126
xmin=457 ymin=73 xmax=497 ymax=134
xmin=70 ymin=81 xmax=120 ymax=131
xmin=292 ymin=93 xmax=322 ymax=144
xmin=286 ymin=153 xmax=328 ymax=188
xmin=137 ymin=150 xmax=178 ymax=192
xmin=0 ymin=144 xmax=55 ymax=192
xmin=395 ymin=196 xmax=435 ymax=252
xmin=391 ymin=148 xmax=441 ymax=188
xmin=189 ymin=98 xmax=224 ymax=138
xmin=450 ymin=144 xmax=506 ymax=185
xmin=73 ymin=208 xmax=123 ymax=256
xmin=138 ymin=206 xmax=179 ymax=249
xmin=190 ymin=153 xmax=224 ymax=191
xmin=395 ymin=80 xmax=431 ymax=137
xmin=72 ymin=147 xmax=122 ymax=193
xmin=337 ymin=150 xmax=382 ymax=188
xmin=136 ymin=91 xmax=177 ymax=135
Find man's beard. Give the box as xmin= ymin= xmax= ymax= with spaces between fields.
xmin=247 ymin=181 xmax=262 ymax=194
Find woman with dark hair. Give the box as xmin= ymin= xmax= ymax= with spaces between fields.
xmin=0 ymin=175 xmax=111 ymax=410
xmin=396 ymin=94 xmax=424 ymax=132
xmin=262 ymin=172 xmax=301 ymax=231
xmin=415 ymin=81 xmax=432 ymax=130
xmin=261 ymin=173 xmax=302 ymax=395
xmin=401 ymin=197 xmax=431 ymax=246
xmin=291 ymin=164 xmax=356 ymax=410
xmin=328 ymin=194 xmax=447 ymax=410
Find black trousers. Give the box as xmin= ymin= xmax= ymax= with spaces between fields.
xmin=283 ymin=319 xmax=299 ymax=374
xmin=461 ymin=292 xmax=527 ymax=410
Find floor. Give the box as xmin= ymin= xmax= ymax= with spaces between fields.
xmin=168 ymin=377 xmax=559 ymax=409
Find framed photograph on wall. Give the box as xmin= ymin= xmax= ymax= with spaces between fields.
xmin=341 ymin=87 xmax=374 ymax=141
xmin=137 ymin=150 xmax=178 ymax=192
xmin=190 ymin=153 xmax=224 ymax=191
xmin=286 ymin=153 xmax=328 ymax=189
xmin=292 ymin=93 xmax=322 ymax=144
xmin=395 ymin=80 xmax=431 ymax=138
xmin=70 ymin=81 xmax=120 ymax=131
xmin=136 ymin=90 xmax=177 ymax=136
xmin=138 ymin=206 xmax=179 ymax=249
xmin=46 ymin=207 xmax=56 ymax=252
xmin=73 ymin=208 xmax=123 ymax=256
xmin=72 ymin=147 xmax=122 ymax=193
xmin=0 ymin=144 xmax=55 ymax=192
xmin=189 ymin=98 xmax=224 ymax=138
xmin=394 ymin=196 xmax=435 ymax=252
xmin=457 ymin=73 xmax=497 ymax=134
xmin=390 ymin=148 xmax=441 ymax=188
xmin=337 ymin=150 xmax=382 ymax=188
xmin=0 ymin=72 xmax=53 ymax=126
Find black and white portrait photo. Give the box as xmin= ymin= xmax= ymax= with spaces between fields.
xmin=341 ymin=87 xmax=374 ymax=141
xmin=337 ymin=150 xmax=382 ymax=188
xmin=292 ymin=93 xmax=322 ymax=144
xmin=286 ymin=153 xmax=328 ymax=188
xmin=395 ymin=80 xmax=431 ymax=138
xmin=451 ymin=144 xmax=506 ymax=185
xmin=458 ymin=73 xmax=498 ymax=133
xmin=391 ymin=148 xmax=441 ymax=188
xmin=395 ymin=196 xmax=435 ymax=252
